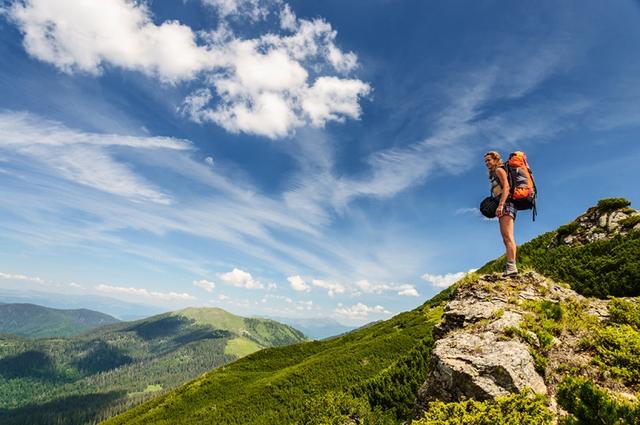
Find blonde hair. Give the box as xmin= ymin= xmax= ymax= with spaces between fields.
xmin=484 ymin=151 xmax=503 ymax=176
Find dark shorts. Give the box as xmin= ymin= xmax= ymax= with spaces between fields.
xmin=501 ymin=201 xmax=517 ymax=220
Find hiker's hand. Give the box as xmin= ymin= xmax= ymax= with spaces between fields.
xmin=496 ymin=204 xmax=504 ymax=217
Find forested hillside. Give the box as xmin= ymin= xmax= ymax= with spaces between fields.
xmin=0 ymin=307 xmax=305 ymax=425
xmin=0 ymin=303 xmax=119 ymax=338
xmin=105 ymin=199 xmax=640 ymax=425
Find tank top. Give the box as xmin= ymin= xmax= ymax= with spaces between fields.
xmin=490 ymin=170 xmax=502 ymax=198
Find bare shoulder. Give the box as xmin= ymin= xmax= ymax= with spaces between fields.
xmin=495 ymin=167 xmax=507 ymax=177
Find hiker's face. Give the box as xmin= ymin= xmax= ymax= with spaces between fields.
xmin=484 ymin=156 xmax=496 ymax=170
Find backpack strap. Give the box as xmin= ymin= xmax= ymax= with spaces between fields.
xmin=530 ymin=168 xmax=538 ymax=222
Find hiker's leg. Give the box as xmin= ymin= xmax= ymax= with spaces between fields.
xmin=499 ymin=215 xmax=516 ymax=262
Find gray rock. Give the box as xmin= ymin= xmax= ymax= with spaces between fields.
xmin=416 ymin=332 xmax=546 ymax=409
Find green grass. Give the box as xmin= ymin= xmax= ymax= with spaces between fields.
xmin=102 ymin=296 xmax=448 ymax=425
xmin=224 ymin=337 xmax=262 ymax=357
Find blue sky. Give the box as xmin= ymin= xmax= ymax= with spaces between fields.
xmin=0 ymin=0 xmax=639 ymax=325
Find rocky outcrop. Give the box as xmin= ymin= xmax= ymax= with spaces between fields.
xmin=551 ymin=203 xmax=640 ymax=247
xmin=414 ymin=272 xmax=610 ymax=417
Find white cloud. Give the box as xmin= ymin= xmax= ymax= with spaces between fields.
xmin=9 ymin=0 xmax=215 ymax=83
xmin=218 ymin=293 xmax=230 ymax=301
xmin=95 ymin=284 xmax=196 ymax=301
xmin=193 ymin=279 xmax=216 ymax=292
xmin=201 ymin=0 xmax=275 ymax=21
xmin=218 ymin=267 xmax=263 ymax=289
xmin=302 ymin=77 xmax=370 ymax=127
xmin=9 ymin=0 xmax=369 ymax=139
xmin=335 ymin=302 xmax=391 ymax=319
xmin=397 ymin=286 xmax=420 ymax=297
xmin=69 ymin=282 xmax=85 ymax=289
xmin=421 ymin=269 xmax=477 ymax=288
xmin=0 ymin=271 xmax=45 ymax=283
xmin=455 ymin=207 xmax=481 ymax=217
xmin=0 ymin=112 xmax=189 ymax=204
xmin=279 ymin=3 xmax=297 ymax=31
xmin=182 ymin=34 xmax=370 ymax=138
xmin=287 ymin=275 xmax=311 ymax=292
xmin=355 ymin=280 xmax=419 ymax=297
xmin=311 ymin=279 xmax=345 ymax=297
xmin=205 ymin=156 xmax=215 ymax=166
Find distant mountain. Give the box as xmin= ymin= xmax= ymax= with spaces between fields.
xmin=0 ymin=289 xmax=164 ymax=320
xmin=0 ymin=303 xmax=120 ymax=338
xmin=0 ymin=306 xmax=307 ymax=425
xmin=267 ymin=316 xmax=356 ymax=340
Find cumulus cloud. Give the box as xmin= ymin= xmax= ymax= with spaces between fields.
xmin=69 ymin=282 xmax=85 ymax=289
xmin=311 ymin=279 xmax=345 ymax=297
xmin=397 ymin=286 xmax=420 ymax=297
xmin=287 ymin=275 xmax=310 ymax=292
xmin=9 ymin=0 xmax=214 ymax=83
xmin=182 ymin=30 xmax=370 ymax=138
xmin=9 ymin=0 xmax=369 ymax=139
xmin=218 ymin=267 xmax=263 ymax=289
xmin=0 ymin=271 xmax=45 ymax=283
xmin=95 ymin=284 xmax=196 ymax=301
xmin=421 ymin=269 xmax=478 ymax=288
xmin=335 ymin=302 xmax=391 ymax=319
xmin=193 ymin=279 xmax=216 ymax=292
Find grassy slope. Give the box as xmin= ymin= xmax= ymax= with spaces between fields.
xmin=0 ymin=303 xmax=120 ymax=338
xmin=105 ymin=200 xmax=640 ymax=425
xmin=103 ymin=293 xmax=449 ymax=425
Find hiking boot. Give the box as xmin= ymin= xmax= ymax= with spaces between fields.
xmin=503 ymin=262 xmax=518 ymax=277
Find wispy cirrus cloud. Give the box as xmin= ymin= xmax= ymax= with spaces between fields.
xmin=0 ymin=271 xmax=45 ymax=284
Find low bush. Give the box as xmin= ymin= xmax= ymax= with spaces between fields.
xmin=413 ymin=390 xmax=554 ymax=425
xmin=597 ymin=198 xmax=631 ymax=213
xmin=557 ymin=377 xmax=640 ymax=424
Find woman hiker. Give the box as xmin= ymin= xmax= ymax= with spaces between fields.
xmin=484 ymin=151 xmax=518 ymax=276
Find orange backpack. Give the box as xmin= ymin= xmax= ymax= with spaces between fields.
xmin=505 ymin=151 xmax=537 ymax=220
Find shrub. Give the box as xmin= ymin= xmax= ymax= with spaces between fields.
xmin=619 ymin=215 xmax=640 ymax=230
xmin=478 ymin=230 xmax=640 ymax=298
xmin=557 ymin=222 xmax=579 ymax=238
xmin=557 ymin=377 xmax=640 ymax=424
xmin=588 ymin=324 xmax=640 ymax=386
xmin=301 ymin=392 xmax=395 ymax=425
xmin=413 ymin=390 xmax=554 ymax=425
xmin=608 ymin=299 xmax=640 ymax=330
xmin=597 ymin=198 xmax=631 ymax=213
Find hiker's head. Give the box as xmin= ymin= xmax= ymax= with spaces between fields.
xmin=484 ymin=151 xmax=502 ymax=172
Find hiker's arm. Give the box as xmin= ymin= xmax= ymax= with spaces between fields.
xmin=496 ymin=168 xmax=510 ymax=215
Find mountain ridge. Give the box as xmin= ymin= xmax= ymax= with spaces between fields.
xmin=0 ymin=305 xmax=306 ymax=425
xmin=0 ymin=303 xmax=120 ymax=338
xmin=102 ymin=198 xmax=640 ymax=425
